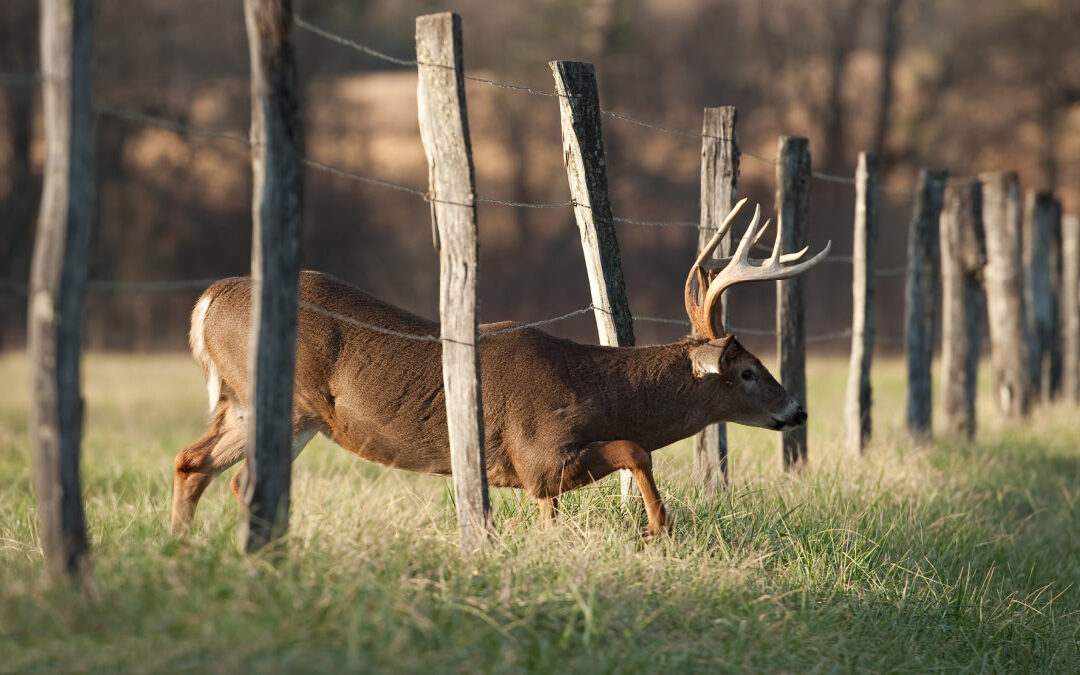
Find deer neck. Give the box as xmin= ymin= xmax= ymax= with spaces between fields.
xmin=600 ymin=340 xmax=723 ymax=450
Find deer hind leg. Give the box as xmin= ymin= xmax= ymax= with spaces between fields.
xmin=548 ymin=440 xmax=668 ymax=539
xmin=171 ymin=402 xmax=248 ymax=534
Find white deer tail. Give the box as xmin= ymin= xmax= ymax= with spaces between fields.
xmin=189 ymin=293 xmax=222 ymax=414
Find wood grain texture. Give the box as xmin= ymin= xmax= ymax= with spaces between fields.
xmin=1062 ymin=214 xmax=1080 ymax=403
xmin=693 ymin=106 xmax=738 ymax=492
xmin=241 ymin=0 xmax=305 ymax=553
xmin=417 ymin=12 xmax=491 ymax=553
xmin=775 ymin=137 xmax=810 ymax=468
xmin=29 ymin=0 xmax=93 ymax=584
xmin=939 ymin=178 xmax=985 ymax=439
xmin=980 ymin=172 xmax=1029 ymax=418
xmin=904 ymin=169 xmax=946 ymax=440
xmin=551 ymin=60 xmax=637 ymax=498
xmin=550 ymin=61 xmax=634 ymax=349
xmin=843 ymin=153 xmax=879 ymax=454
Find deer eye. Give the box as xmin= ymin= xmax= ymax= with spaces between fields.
xmin=741 ymin=369 xmax=756 ymax=382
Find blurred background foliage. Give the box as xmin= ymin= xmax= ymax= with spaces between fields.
xmin=1 ymin=0 xmax=1078 ymax=351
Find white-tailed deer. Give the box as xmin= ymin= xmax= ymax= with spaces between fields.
xmin=172 ymin=200 xmax=830 ymax=537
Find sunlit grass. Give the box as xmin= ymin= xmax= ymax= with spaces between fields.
xmin=1 ymin=351 xmax=1078 ymax=672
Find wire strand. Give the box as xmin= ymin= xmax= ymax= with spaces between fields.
xmin=288 ymin=17 xmax=925 ymax=197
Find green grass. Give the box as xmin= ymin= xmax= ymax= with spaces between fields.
xmin=1 ymin=351 xmax=1078 ymax=672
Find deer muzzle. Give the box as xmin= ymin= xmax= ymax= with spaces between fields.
xmin=772 ymin=400 xmax=808 ymax=431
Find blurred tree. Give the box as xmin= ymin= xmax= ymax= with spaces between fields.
xmin=0 ymin=1 xmax=39 ymax=350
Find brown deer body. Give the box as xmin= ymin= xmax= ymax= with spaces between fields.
xmin=171 ymin=201 xmax=828 ymax=536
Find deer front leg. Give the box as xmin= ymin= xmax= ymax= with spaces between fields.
xmin=551 ymin=440 xmax=668 ymax=539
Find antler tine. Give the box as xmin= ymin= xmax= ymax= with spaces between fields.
xmin=780 ymin=245 xmax=810 ymax=264
xmin=752 ymin=217 xmax=773 ymax=249
xmin=730 ymin=204 xmax=762 ymax=264
xmin=692 ymin=197 xmax=748 ymax=269
xmin=756 ymin=220 xmax=812 ymax=264
xmin=767 ymin=218 xmax=783 ymax=264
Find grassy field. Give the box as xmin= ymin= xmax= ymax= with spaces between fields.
xmin=1 ymin=351 xmax=1078 ymax=672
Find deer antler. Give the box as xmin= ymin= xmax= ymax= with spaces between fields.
xmin=684 ymin=199 xmax=832 ymax=339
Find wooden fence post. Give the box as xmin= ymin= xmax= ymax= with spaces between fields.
xmin=550 ymin=60 xmax=636 ymax=498
xmin=939 ymin=178 xmax=985 ymax=439
xmin=1049 ymin=202 xmax=1064 ymax=398
xmin=843 ymin=152 xmax=879 ymax=454
xmin=694 ymin=106 xmax=738 ymax=492
xmin=980 ymin=172 xmax=1029 ymax=418
xmin=28 ymin=0 xmax=93 ymax=583
xmin=1062 ymin=213 xmax=1080 ymax=403
xmin=904 ymin=169 xmax=947 ymax=440
xmin=1023 ymin=191 xmax=1063 ymax=402
xmin=418 ymin=12 xmax=491 ymax=553
xmin=775 ymin=136 xmax=810 ymax=468
xmin=241 ymin=0 xmax=305 ymax=553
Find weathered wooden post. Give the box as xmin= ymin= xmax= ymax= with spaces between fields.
xmin=694 ymin=106 xmax=738 ymax=491
xmin=418 ymin=12 xmax=492 ymax=553
xmin=980 ymin=172 xmax=1029 ymax=418
xmin=1022 ymin=191 xmax=1063 ymax=401
xmin=241 ymin=0 xmax=305 ymax=553
xmin=939 ymin=178 xmax=985 ymax=439
xmin=904 ymin=169 xmax=947 ymax=440
xmin=551 ymin=60 xmax=636 ymax=497
xmin=29 ymin=0 xmax=94 ymax=583
xmin=1062 ymin=213 xmax=1080 ymax=403
xmin=843 ymin=152 xmax=879 ymax=454
xmin=775 ymin=137 xmax=810 ymax=468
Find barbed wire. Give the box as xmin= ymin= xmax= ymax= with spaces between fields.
xmin=0 ymin=278 xmax=897 ymax=345
xmin=94 ymin=103 xmax=250 ymax=146
xmin=290 ymin=17 xmax=921 ymax=198
xmin=612 ymin=216 xmax=697 ymax=228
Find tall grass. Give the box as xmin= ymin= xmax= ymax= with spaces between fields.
xmin=1 ymin=351 xmax=1077 ymax=672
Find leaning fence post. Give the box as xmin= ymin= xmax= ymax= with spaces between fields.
xmin=1062 ymin=213 xmax=1080 ymax=403
xmin=904 ymin=169 xmax=946 ymax=440
xmin=417 ymin=12 xmax=492 ymax=553
xmin=28 ymin=0 xmax=94 ymax=584
xmin=843 ymin=152 xmax=879 ymax=454
xmin=775 ymin=136 xmax=810 ymax=468
xmin=980 ymin=171 xmax=1029 ymax=418
xmin=550 ymin=60 xmax=636 ymax=498
xmin=939 ymin=178 xmax=985 ymax=439
xmin=241 ymin=0 xmax=305 ymax=553
xmin=1023 ymin=191 xmax=1063 ymax=402
xmin=694 ymin=106 xmax=738 ymax=492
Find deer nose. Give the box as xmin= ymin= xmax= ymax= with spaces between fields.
xmin=791 ymin=407 xmax=807 ymax=426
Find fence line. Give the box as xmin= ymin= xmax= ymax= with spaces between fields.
xmin=4 ymin=59 xmax=917 ymax=349
xmin=288 ymin=17 xmax=922 ymax=198
xmin=96 ymin=102 xmax=919 ymax=250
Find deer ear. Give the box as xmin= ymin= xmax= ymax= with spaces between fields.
xmin=690 ymin=335 xmax=734 ymax=377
